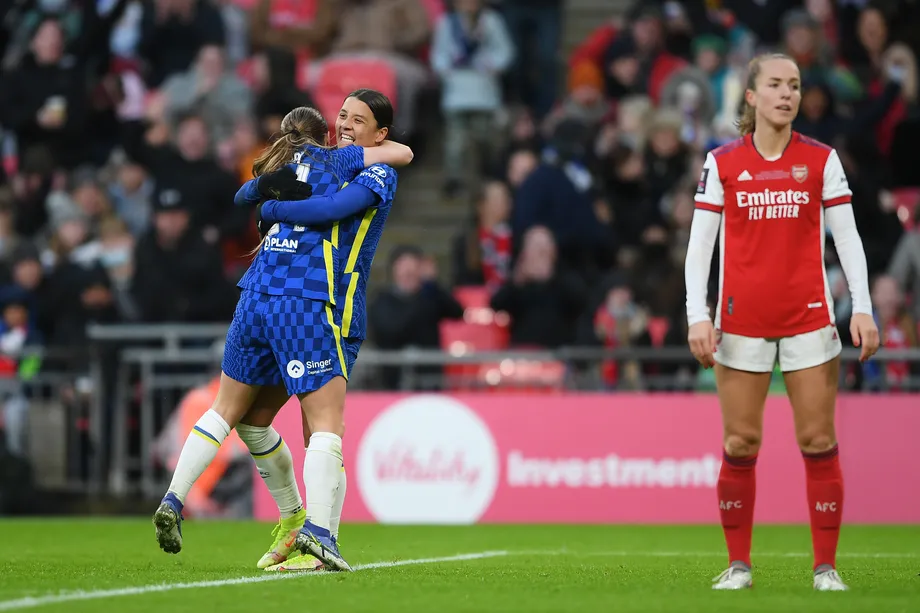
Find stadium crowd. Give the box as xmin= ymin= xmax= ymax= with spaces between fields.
xmin=0 ymin=0 xmax=918 ymax=401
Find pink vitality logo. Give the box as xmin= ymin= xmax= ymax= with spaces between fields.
xmin=356 ymin=395 xmax=500 ymax=524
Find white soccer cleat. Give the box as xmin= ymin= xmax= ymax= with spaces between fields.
xmin=814 ymin=569 xmax=849 ymax=591
xmin=712 ymin=566 xmax=753 ymax=590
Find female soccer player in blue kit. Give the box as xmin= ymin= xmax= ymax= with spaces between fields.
xmin=153 ymin=95 xmax=409 ymax=573
xmin=249 ymin=89 xmax=402 ymax=572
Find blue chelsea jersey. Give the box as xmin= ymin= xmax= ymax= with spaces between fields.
xmin=237 ymin=145 xmax=365 ymax=303
xmin=336 ymin=163 xmax=398 ymax=340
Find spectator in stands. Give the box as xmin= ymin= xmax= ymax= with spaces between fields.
xmin=369 ymin=245 xmax=463 ymax=389
xmin=505 ymin=148 xmax=538 ymax=191
xmin=512 ymin=119 xmax=608 ymax=276
xmin=106 ymin=155 xmax=154 ymax=237
xmin=0 ymin=17 xmax=87 ymax=168
xmin=490 ymin=226 xmax=585 ymax=348
xmin=889 ymin=211 xmax=920 ymax=322
xmin=96 ymin=216 xmax=139 ymax=321
xmin=138 ymin=0 xmax=226 ymax=88
xmin=161 ymin=44 xmax=253 ymax=143
xmin=0 ymin=286 xmax=36 ymax=459
xmin=430 ymin=0 xmax=515 ymax=198
xmin=862 ymin=274 xmax=918 ymax=389
xmin=451 ymin=180 xmax=512 ymax=290
xmin=542 ymin=60 xmax=611 ymax=138
xmin=0 ymin=189 xmax=21 ymax=263
xmin=603 ymin=5 xmax=686 ymax=105
xmin=498 ymin=0 xmax=562 ymax=119
xmin=130 ymin=190 xmax=235 ymax=323
xmin=305 ymin=0 xmax=431 ymax=140
xmin=248 ymin=0 xmax=330 ymax=58
xmin=692 ymin=35 xmax=730 ymax=116
xmin=125 ymin=113 xmax=246 ymax=247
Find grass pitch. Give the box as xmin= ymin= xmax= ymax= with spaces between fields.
xmin=0 ymin=520 xmax=917 ymax=612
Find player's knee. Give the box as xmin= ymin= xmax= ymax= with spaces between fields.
xmin=796 ymin=431 xmax=836 ymax=454
xmin=723 ymin=432 xmax=762 ymax=457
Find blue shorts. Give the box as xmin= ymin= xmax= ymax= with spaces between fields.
xmin=342 ymin=337 xmax=362 ymax=377
xmin=222 ymin=290 xmax=348 ymax=395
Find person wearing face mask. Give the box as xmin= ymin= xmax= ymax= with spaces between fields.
xmin=490 ymin=226 xmax=586 ymax=349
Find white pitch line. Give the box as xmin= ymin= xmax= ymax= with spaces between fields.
xmin=534 ymin=550 xmax=919 ymax=559
xmin=0 ymin=550 xmax=508 ymax=612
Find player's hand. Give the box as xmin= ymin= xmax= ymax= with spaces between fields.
xmin=256 ymin=167 xmax=312 ymax=201
xmin=688 ymin=320 xmax=717 ymax=369
xmin=849 ymin=313 xmax=880 ymax=362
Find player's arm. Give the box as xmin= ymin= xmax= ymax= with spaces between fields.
xmin=685 ymin=153 xmax=723 ymax=368
xmin=261 ymin=183 xmax=381 ymax=225
xmin=822 ymin=149 xmax=872 ymax=316
xmin=685 ymin=152 xmax=723 ymax=326
xmin=233 ymin=178 xmax=261 ymax=207
xmin=235 ymin=165 xmax=310 ymax=207
xmin=360 ymin=141 xmax=414 ymax=168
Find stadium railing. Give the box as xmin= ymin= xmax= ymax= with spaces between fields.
xmin=10 ymin=324 xmax=919 ymax=498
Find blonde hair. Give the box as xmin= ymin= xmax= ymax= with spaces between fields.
xmin=736 ymin=52 xmax=798 ymax=136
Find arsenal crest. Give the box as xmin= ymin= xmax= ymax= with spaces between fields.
xmin=791 ymin=164 xmax=808 ymax=183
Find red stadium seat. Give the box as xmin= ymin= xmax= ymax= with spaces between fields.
xmin=441 ymin=286 xmax=512 ymax=390
xmin=312 ymin=58 xmax=398 ymax=137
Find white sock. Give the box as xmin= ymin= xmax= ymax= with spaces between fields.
xmin=303 ymin=432 xmax=342 ymax=531
xmin=330 ymin=463 xmax=346 ymax=538
xmin=236 ymin=424 xmax=303 ymax=519
xmin=167 ymin=409 xmax=231 ymax=504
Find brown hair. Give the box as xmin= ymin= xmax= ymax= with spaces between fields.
xmin=252 ymin=106 xmax=330 ymax=177
xmin=248 ymin=106 xmax=329 ymax=255
xmin=736 ymin=52 xmax=798 ymax=136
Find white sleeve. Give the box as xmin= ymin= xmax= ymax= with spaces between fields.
xmin=694 ymin=152 xmax=724 ymax=210
xmin=825 ymin=204 xmax=873 ymax=315
xmin=822 ymin=149 xmax=853 ymax=207
xmin=685 ymin=208 xmax=722 ymax=326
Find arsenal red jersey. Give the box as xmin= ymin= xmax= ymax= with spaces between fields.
xmin=693 ymin=132 xmax=852 ymax=338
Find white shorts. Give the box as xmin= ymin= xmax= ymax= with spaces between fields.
xmin=714 ymin=325 xmax=842 ymax=373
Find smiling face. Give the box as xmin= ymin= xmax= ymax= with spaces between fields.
xmin=336 ymin=97 xmax=387 ymax=148
xmin=746 ymin=57 xmax=802 ymax=131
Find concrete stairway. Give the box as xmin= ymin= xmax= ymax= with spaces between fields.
xmin=365 ymin=0 xmax=636 ymax=293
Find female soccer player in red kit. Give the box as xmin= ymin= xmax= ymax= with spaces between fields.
xmin=685 ymin=53 xmax=880 ymax=591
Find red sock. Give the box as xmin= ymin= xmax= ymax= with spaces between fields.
xmin=717 ymin=452 xmax=757 ymax=567
xmin=804 ymin=445 xmax=843 ymax=570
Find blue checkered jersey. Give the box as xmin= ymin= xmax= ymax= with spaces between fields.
xmin=236 ymin=144 xmax=365 ymax=302
xmin=257 ymin=163 xmax=398 ymax=340
xmin=336 ymin=164 xmax=398 ymax=340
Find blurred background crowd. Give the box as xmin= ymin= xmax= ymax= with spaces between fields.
xmin=0 ymin=0 xmax=919 ymax=400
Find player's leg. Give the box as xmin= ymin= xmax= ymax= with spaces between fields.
xmin=329 ymin=338 xmax=361 ymax=539
xmin=711 ymin=332 xmax=775 ymax=590
xmin=267 ymin=298 xmax=352 ymax=571
xmin=237 ymin=384 xmax=310 ymax=569
xmin=780 ymin=326 xmax=848 ymax=591
xmin=153 ymin=293 xmax=273 ymax=554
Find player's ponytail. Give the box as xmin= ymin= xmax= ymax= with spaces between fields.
xmin=248 ymin=106 xmax=331 ymax=256
xmin=734 ymin=52 xmax=797 ymax=136
xmin=252 ymin=106 xmax=329 ymax=177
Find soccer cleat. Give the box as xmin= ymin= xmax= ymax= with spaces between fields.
xmin=814 ymin=568 xmax=849 ymax=591
xmin=152 ymin=493 xmax=184 ymax=554
xmin=712 ymin=565 xmax=753 ymax=590
xmin=295 ymin=520 xmax=353 ymax=572
xmin=264 ymin=553 xmax=325 ymax=572
xmin=256 ymin=508 xmax=307 ymax=569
